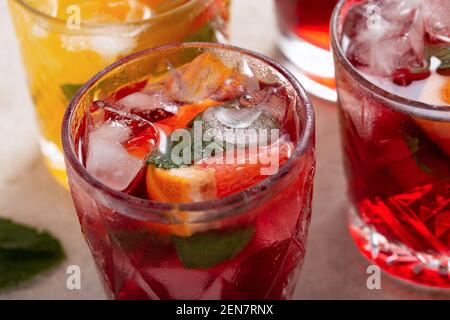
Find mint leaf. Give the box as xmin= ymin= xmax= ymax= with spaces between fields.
xmin=405 ymin=133 xmax=435 ymax=174
xmin=404 ymin=132 xmax=450 ymax=178
xmin=405 ymin=134 xmax=420 ymax=154
xmin=146 ymin=138 xmax=185 ymax=170
xmin=0 ymin=218 xmax=65 ymax=290
xmin=173 ymin=227 xmax=255 ymax=269
xmin=61 ymin=83 xmax=83 ymax=101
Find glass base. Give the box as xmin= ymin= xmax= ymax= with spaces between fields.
xmin=277 ymin=32 xmax=336 ymax=102
xmin=349 ymin=209 xmax=450 ymax=289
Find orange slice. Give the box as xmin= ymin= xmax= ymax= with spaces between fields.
xmin=146 ymin=165 xmax=217 ymax=237
xmin=442 ymin=79 xmax=450 ymax=103
xmin=417 ymin=77 xmax=450 ymax=157
xmin=200 ymin=142 xmax=292 ymax=198
xmin=146 ymin=166 xmax=217 ymax=203
xmin=165 ymin=53 xmax=236 ymax=103
xmin=158 ymin=100 xmax=219 ymax=133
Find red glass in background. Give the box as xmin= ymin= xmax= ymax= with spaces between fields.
xmin=62 ymin=43 xmax=316 ymax=300
xmin=331 ymin=0 xmax=450 ymax=288
xmin=275 ymin=0 xmax=338 ymax=102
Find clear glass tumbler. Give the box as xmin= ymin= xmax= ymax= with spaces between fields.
xmin=62 ymin=43 xmax=316 ymax=299
xmin=332 ymin=0 xmax=450 ymax=288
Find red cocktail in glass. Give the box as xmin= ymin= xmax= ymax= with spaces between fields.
xmin=62 ymin=43 xmax=316 ymax=299
xmin=332 ymin=0 xmax=450 ymax=288
xmin=275 ymin=0 xmax=338 ymax=101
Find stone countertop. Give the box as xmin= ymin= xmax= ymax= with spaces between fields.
xmin=0 ymin=0 xmax=449 ymax=300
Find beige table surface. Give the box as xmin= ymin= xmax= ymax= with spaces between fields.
xmin=1 ymin=0 xmax=449 ymax=300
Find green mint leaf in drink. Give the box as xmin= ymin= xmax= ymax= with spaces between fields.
xmin=173 ymin=227 xmax=255 ymax=269
xmin=0 ymin=218 xmax=65 ymax=290
xmin=61 ymin=83 xmax=83 ymax=101
xmin=404 ymin=132 xmax=450 ymax=178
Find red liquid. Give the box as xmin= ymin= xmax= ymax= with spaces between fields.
xmin=339 ymin=96 xmax=450 ymax=287
xmin=275 ymin=0 xmax=338 ymax=50
xmin=337 ymin=0 xmax=450 ymax=287
xmin=67 ymin=57 xmax=316 ymax=299
xmin=69 ymin=170 xmax=314 ymax=299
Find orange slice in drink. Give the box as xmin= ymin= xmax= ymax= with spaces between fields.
xmin=146 ymin=166 xmax=217 ymax=203
xmin=165 ymin=53 xmax=238 ymax=103
xmin=417 ymin=76 xmax=450 ymax=157
xmin=146 ymin=165 xmax=217 ymax=236
xmin=199 ymin=142 xmax=292 ymax=198
xmin=157 ymin=100 xmax=220 ymax=133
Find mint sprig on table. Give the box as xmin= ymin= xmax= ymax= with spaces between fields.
xmin=61 ymin=83 xmax=83 ymax=101
xmin=173 ymin=227 xmax=255 ymax=269
xmin=0 ymin=218 xmax=65 ymax=290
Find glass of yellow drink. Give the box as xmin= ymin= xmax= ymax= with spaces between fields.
xmin=8 ymin=0 xmax=230 ymax=187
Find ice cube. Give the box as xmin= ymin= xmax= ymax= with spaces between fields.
xmin=244 ymin=84 xmax=289 ymax=123
xmin=90 ymin=100 xmax=159 ymax=138
xmin=208 ymin=107 xmax=263 ymax=129
xmin=60 ymin=26 xmax=142 ymax=59
xmin=165 ymin=53 xmax=256 ymax=103
xmin=85 ymin=100 xmax=160 ymax=191
xmin=87 ymin=33 xmax=137 ymax=60
xmin=238 ymin=58 xmax=261 ymax=94
xmin=379 ymin=0 xmax=421 ymax=23
xmin=423 ymin=0 xmax=450 ymax=43
xmin=86 ymin=121 xmax=143 ymax=191
xmin=116 ymin=91 xmax=178 ymax=122
xmin=346 ymin=3 xmax=426 ymax=77
xmin=199 ymin=87 xmax=282 ymax=148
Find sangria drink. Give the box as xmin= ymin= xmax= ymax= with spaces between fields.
xmin=332 ymin=0 xmax=450 ymax=287
xmin=9 ymin=0 xmax=230 ymax=187
xmin=62 ymin=43 xmax=316 ymax=299
xmin=275 ymin=0 xmax=338 ymax=101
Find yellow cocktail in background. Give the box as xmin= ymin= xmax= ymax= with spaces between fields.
xmin=9 ymin=0 xmax=230 ymax=187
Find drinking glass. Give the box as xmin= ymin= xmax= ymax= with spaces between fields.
xmin=332 ymin=0 xmax=450 ymax=288
xmin=62 ymin=43 xmax=316 ymax=300
xmin=9 ymin=0 xmax=230 ymax=187
xmin=275 ymin=0 xmax=338 ymax=102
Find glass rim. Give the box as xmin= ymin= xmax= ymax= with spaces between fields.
xmin=62 ymin=42 xmax=315 ymax=215
xmin=13 ymin=0 xmax=203 ymax=30
xmin=331 ymin=0 xmax=450 ymax=120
